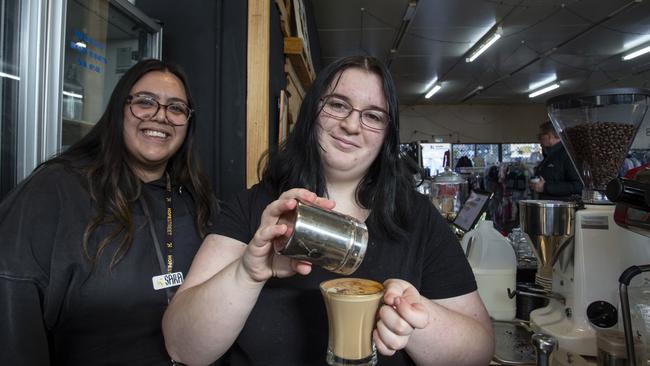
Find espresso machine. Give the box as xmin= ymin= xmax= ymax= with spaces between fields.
xmin=520 ymin=88 xmax=650 ymax=357
xmin=608 ymin=168 xmax=650 ymax=365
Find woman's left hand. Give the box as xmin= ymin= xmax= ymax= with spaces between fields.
xmin=373 ymin=279 xmax=430 ymax=356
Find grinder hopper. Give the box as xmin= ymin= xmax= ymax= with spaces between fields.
xmin=547 ymin=88 xmax=650 ymax=203
xmin=519 ymin=200 xmax=576 ymax=291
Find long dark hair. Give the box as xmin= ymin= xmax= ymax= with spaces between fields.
xmin=262 ymin=55 xmax=414 ymax=239
xmin=48 ymin=59 xmax=215 ymax=268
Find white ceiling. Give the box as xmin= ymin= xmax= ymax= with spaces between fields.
xmin=311 ymin=0 xmax=650 ymax=105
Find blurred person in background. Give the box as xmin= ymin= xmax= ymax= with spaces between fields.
xmin=529 ymin=121 xmax=582 ymax=200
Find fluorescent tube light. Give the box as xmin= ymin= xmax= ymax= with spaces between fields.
xmin=63 ymin=90 xmax=84 ymax=99
xmin=460 ymin=85 xmax=484 ymax=103
xmin=623 ymin=45 xmax=650 ymax=61
xmin=403 ymin=1 xmax=417 ymax=21
xmin=466 ymin=30 xmax=502 ymax=63
xmin=423 ymin=77 xmax=438 ymax=92
xmin=528 ymin=83 xmax=560 ymax=98
xmin=0 ymin=71 xmax=19 ymax=81
xmin=425 ymin=84 xmax=441 ymax=99
xmin=529 ymin=75 xmax=557 ymax=91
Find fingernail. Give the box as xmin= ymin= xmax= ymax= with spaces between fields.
xmin=395 ymin=297 xmax=401 ymax=306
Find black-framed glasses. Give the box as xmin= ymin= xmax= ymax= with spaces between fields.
xmin=126 ymin=94 xmax=193 ymax=126
xmin=319 ymin=95 xmax=390 ymax=130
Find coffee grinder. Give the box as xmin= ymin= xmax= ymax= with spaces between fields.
xmin=523 ymin=88 xmax=650 ymax=357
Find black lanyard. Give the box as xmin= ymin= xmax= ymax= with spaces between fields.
xmin=140 ymin=172 xmax=175 ymax=302
xmin=139 ymin=173 xmax=185 ymax=366
xmin=164 ymin=172 xmax=174 ymax=274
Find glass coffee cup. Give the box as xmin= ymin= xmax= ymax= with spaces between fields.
xmin=320 ymin=278 xmax=384 ymax=366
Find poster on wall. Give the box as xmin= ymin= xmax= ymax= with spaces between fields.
xmin=421 ymin=143 xmax=451 ymax=176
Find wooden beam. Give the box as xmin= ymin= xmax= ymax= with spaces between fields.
xmin=283 ymin=36 xmax=314 ymax=89
xmin=285 ymin=58 xmax=305 ymax=99
xmin=283 ymin=36 xmax=303 ymax=54
xmin=246 ymin=0 xmax=270 ymax=188
xmin=273 ymin=0 xmax=290 ymax=37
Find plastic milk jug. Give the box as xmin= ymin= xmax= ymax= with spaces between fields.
xmin=460 ymin=220 xmax=517 ymax=320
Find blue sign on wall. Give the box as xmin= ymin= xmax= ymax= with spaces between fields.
xmin=70 ymin=30 xmax=107 ymax=74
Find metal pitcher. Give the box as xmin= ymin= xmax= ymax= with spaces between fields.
xmin=272 ymin=200 xmax=368 ymax=275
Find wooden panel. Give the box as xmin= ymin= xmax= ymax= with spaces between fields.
xmin=285 ymin=59 xmax=304 ymax=129
xmin=284 ymin=36 xmax=302 ymax=54
xmin=283 ymin=36 xmax=314 ymax=89
xmin=285 ymin=58 xmax=305 ymax=99
xmin=291 ymin=0 xmax=313 ymax=76
xmin=285 ymin=78 xmax=302 ymax=128
xmin=246 ymin=0 xmax=270 ymax=188
xmin=274 ymin=0 xmax=290 ymax=37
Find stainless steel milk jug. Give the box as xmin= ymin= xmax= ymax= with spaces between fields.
xmin=272 ymin=200 xmax=368 ymax=275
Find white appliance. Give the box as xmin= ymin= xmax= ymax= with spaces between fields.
xmin=523 ymin=88 xmax=650 ymax=357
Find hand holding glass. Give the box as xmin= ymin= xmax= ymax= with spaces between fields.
xmin=320 ymin=278 xmax=384 ymax=366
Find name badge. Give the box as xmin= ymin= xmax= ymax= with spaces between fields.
xmin=152 ymin=272 xmax=184 ymax=290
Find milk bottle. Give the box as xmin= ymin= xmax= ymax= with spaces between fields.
xmin=461 ymin=220 xmax=517 ymax=320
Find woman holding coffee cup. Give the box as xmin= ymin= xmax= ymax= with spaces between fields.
xmin=162 ymin=56 xmax=494 ymax=365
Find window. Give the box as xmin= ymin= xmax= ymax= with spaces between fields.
xmin=452 ymin=144 xmax=475 ymax=161
xmin=0 ymin=0 xmax=22 ymax=197
xmin=451 ymin=143 xmax=500 ymax=167
xmin=0 ymin=0 xmax=160 ymax=199
xmin=502 ymin=143 xmax=542 ymax=163
xmin=62 ymin=0 xmax=161 ymax=148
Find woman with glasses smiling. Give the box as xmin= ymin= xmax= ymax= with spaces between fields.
xmin=163 ymin=55 xmax=494 ymax=366
xmin=0 ymin=59 xmax=217 ymax=365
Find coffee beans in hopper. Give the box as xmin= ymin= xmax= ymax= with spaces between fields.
xmin=564 ymin=122 xmax=636 ymax=190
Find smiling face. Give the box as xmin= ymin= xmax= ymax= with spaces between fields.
xmin=123 ymin=70 xmax=189 ymax=182
xmin=317 ymin=67 xmax=388 ymax=183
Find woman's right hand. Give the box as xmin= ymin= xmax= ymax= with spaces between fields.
xmin=239 ymin=189 xmax=335 ymax=283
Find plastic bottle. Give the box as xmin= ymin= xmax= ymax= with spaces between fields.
xmin=460 ymin=220 xmax=517 ymax=320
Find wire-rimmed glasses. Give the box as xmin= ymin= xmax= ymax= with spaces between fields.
xmin=319 ymin=95 xmax=390 ymax=130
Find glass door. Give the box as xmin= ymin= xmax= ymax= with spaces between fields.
xmin=62 ymin=0 xmax=161 ymax=148
xmin=0 ymin=0 xmax=160 ymax=199
xmin=0 ymin=0 xmax=22 ymax=198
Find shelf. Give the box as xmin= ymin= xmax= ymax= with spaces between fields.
xmin=283 ymin=36 xmax=314 ymax=90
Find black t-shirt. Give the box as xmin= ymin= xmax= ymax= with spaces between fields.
xmin=214 ymin=184 xmax=477 ymax=366
xmin=0 ymin=163 xmax=209 ymax=365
